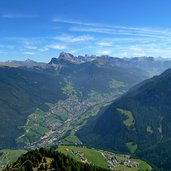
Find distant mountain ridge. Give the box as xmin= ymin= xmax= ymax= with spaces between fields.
xmin=48 ymin=53 xmax=171 ymax=77
xmin=49 ymin=52 xmax=97 ymax=66
xmin=0 ymin=59 xmax=45 ymax=68
xmin=2 ymin=53 xmax=171 ymax=77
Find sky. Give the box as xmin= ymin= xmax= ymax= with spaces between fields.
xmin=0 ymin=0 xmax=171 ymax=62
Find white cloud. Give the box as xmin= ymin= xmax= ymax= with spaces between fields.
xmin=52 ymin=18 xmax=99 ymax=27
xmin=38 ymin=47 xmax=49 ymax=52
xmin=55 ymin=34 xmax=94 ymax=43
xmin=46 ymin=44 xmax=67 ymax=50
xmin=70 ymin=26 xmax=171 ymax=39
xmin=96 ymin=49 xmax=112 ymax=55
xmin=97 ymin=41 xmax=113 ymax=47
xmin=2 ymin=17 xmax=171 ymax=59
xmin=53 ymin=18 xmax=171 ymax=39
xmin=22 ymin=51 xmax=35 ymax=55
xmin=1 ymin=13 xmax=37 ymax=19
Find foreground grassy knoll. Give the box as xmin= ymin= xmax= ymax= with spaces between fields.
xmin=4 ymin=148 xmax=108 ymax=171
xmin=57 ymin=145 xmax=152 ymax=171
xmin=2 ymin=146 xmax=151 ymax=171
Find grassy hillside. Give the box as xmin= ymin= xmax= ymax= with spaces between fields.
xmin=57 ymin=145 xmax=152 ymax=171
xmin=3 ymin=147 xmax=151 ymax=171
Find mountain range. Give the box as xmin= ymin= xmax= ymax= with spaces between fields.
xmin=2 ymin=53 xmax=171 ymax=77
xmin=1 ymin=52 xmax=171 ymax=170
xmin=0 ymin=52 xmax=149 ymax=149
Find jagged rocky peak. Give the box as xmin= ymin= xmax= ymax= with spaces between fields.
xmin=49 ymin=52 xmax=98 ymax=65
xmin=58 ymin=52 xmax=75 ymax=61
xmin=58 ymin=52 xmax=81 ymax=64
xmin=49 ymin=57 xmax=59 ymax=64
xmin=49 ymin=52 xmax=78 ymax=65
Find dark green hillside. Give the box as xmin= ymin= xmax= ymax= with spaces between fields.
xmin=77 ymin=68 xmax=171 ymax=170
xmin=59 ymin=60 xmax=147 ymax=98
xmin=14 ymin=55 xmax=149 ymax=148
xmin=0 ymin=67 xmax=65 ymax=148
xmin=0 ymin=55 xmax=148 ymax=149
xmin=2 ymin=53 xmax=171 ymax=168
xmin=4 ymin=148 xmax=109 ymax=171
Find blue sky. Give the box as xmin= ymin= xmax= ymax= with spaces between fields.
xmin=0 ymin=0 xmax=171 ymax=62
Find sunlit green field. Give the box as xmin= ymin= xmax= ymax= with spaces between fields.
xmin=57 ymin=145 xmax=152 ymax=171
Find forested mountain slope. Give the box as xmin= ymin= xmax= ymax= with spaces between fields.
xmin=0 ymin=53 xmax=148 ymax=149
xmin=77 ymin=68 xmax=171 ymax=170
